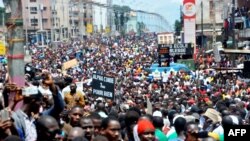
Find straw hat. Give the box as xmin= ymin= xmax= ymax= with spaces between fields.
xmin=203 ymin=108 xmax=222 ymax=123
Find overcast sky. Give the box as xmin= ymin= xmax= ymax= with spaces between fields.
xmin=0 ymin=0 xmax=3 ymax=7
xmin=0 ymin=0 xmax=182 ymax=30
xmin=114 ymin=0 xmax=182 ymax=30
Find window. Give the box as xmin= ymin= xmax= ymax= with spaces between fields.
xmin=160 ymin=36 xmax=163 ymax=40
xmin=30 ymin=0 xmax=36 ymax=2
xmin=31 ymin=18 xmax=38 ymax=26
xmin=42 ymin=19 xmax=48 ymax=23
xmin=164 ymin=36 xmax=167 ymax=41
xmin=30 ymin=7 xmax=37 ymax=14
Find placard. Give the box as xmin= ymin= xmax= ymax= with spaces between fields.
xmin=62 ymin=59 xmax=78 ymax=70
xmin=22 ymin=86 xmax=39 ymax=96
xmin=92 ymin=74 xmax=115 ymax=99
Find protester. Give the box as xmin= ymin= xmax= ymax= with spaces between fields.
xmin=0 ymin=33 xmax=250 ymax=141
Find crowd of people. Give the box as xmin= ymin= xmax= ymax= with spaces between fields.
xmin=0 ymin=33 xmax=249 ymax=141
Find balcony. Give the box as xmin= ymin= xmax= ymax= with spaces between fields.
xmin=239 ymin=28 xmax=250 ymax=38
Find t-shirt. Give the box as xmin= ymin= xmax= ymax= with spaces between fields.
xmin=166 ymin=127 xmax=177 ymax=141
xmin=155 ymin=129 xmax=167 ymax=141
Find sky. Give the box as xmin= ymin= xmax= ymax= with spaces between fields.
xmin=0 ymin=0 xmax=3 ymax=7
xmin=114 ymin=0 xmax=183 ymax=30
xmin=0 ymin=0 xmax=182 ymax=30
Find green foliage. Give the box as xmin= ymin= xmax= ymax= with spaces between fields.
xmin=112 ymin=5 xmax=131 ymax=33
xmin=174 ymin=20 xmax=182 ymax=36
xmin=0 ymin=7 xmax=7 ymax=26
xmin=137 ymin=22 xmax=145 ymax=36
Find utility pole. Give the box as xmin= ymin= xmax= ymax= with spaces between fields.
xmin=39 ymin=0 xmax=44 ymax=48
xmin=4 ymin=0 xmax=25 ymax=87
xmin=212 ymin=0 xmax=217 ymax=46
xmin=232 ymin=0 xmax=236 ymax=67
xmin=201 ymin=0 xmax=204 ymax=48
xmin=25 ymin=1 xmax=29 ymax=48
xmin=232 ymin=0 xmax=236 ymax=49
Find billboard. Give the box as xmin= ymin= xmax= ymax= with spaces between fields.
xmin=158 ymin=44 xmax=170 ymax=67
xmin=183 ymin=0 xmax=196 ymax=44
xmin=169 ymin=43 xmax=194 ymax=56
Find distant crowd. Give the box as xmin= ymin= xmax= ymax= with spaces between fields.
xmin=0 ymin=33 xmax=249 ymax=141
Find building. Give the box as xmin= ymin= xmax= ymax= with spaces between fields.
xmin=51 ymin=0 xmax=70 ymax=41
xmin=157 ymin=32 xmax=175 ymax=45
xmin=126 ymin=10 xmax=170 ymax=34
xmin=195 ymin=0 xmax=225 ymax=48
xmin=69 ymin=0 xmax=96 ymax=37
xmin=236 ymin=0 xmax=250 ymax=40
xmin=22 ymin=0 xmax=52 ymax=46
xmin=92 ymin=0 xmax=109 ymax=33
xmin=0 ymin=7 xmax=6 ymax=47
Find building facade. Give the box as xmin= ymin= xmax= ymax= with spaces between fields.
xmin=51 ymin=0 xmax=70 ymax=41
xmin=195 ymin=0 xmax=224 ymax=36
xmin=235 ymin=0 xmax=250 ymax=40
xmin=92 ymin=0 xmax=108 ymax=33
xmin=157 ymin=32 xmax=175 ymax=45
xmin=126 ymin=10 xmax=170 ymax=34
xmin=22 ymin=0 xmax=52 ymax=45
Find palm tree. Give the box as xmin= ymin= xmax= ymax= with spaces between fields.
xmin=3 ymin=0 xmax=25 ymax=86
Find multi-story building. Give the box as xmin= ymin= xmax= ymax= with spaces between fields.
xmin=68 ymin=0 xmax=95 ymax=37
xmin=0 ymin=7 xmax=6 ymax=47
xmin=22 ymin=0 xmax=52 ymax=45
xmin=157 ymin=32 xmax=175 ymax=45
xmin=236 ymin=0 xmax=250 ymax=40
xmin=51 ymin=0 xmax=70 ymax=41
xmin=195 ymin=0 xmax=224 ymax=48
xmin=92 ymin=0 xmax=109 ymax=33
xmin=126 ymin=10 xmax=170 ymax=34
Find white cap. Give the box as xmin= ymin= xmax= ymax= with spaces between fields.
xmin=96 ymin=97 xmax=104 ymax=102
xmin=153 ymin=111 xmax=162 ymax=117
xmin=98 ymin=111 xmax=108 ymax=118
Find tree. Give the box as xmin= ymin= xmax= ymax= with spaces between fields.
xmin=174 ymin=20 xmax=182 ymax=36
xmin=4 ymin=0 xmax=25 ymax=87
xmin=112 ymin=5 xmax=131 ymax=35
xmin=137 ymin=22 xmax=145 ymax=36
xmin=0 ymin=7 xmax=7 ymax=26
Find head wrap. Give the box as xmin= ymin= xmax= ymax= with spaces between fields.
xmin=137 ymin=119 xmax=155 ymax=135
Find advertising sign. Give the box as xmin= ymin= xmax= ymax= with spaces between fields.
xmin=158 ymin=44 xmax=170 ymax=67
xmin=92 ymin=74 xmax=115 ymax=99
xmin=169 ymin=43 xmax=194 ymax=56
xmin=183 ymin=0 xmax=196 ymax=44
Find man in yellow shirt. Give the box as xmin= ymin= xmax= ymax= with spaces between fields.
xmin=64 ymin=83 xmax=85 ymax=109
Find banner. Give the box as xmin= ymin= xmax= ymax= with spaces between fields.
xmin=92 ymin=74 xmax=115 ymax=99
xmin=105 ymin=27 xmax=110 ymax=33
xmin=213 ymin=45 xmax=221 ymax=62
xmin=183 ymin=0 xmax=196 ymax=44
xmin=177 ymin=59 xmax=195 ymax=71
xmin=0 ymin=41 xmax=6 ymax=55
